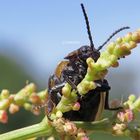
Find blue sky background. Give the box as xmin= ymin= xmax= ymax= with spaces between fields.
xmin=0 ymin=0 xmax=140 ymax=96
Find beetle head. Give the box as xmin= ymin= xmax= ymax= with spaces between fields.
xmin=78 ymin=45 xmax=100 ymax=62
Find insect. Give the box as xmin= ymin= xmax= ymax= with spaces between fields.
xmin=47 ymin=3 xmax=130 ymax=121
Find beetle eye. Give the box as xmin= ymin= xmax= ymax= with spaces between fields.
xmin=82 ymin=49 xmax=87 ymax=53
xmin=80 ymin=46 xmax=91 ymax=55
xmin=82 ymin=48 xmax=86 ymax=52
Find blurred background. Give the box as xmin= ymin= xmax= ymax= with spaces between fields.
xmin=0 ymin=0 xmax=140 ymax=139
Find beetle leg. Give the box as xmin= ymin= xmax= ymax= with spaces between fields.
xmin=95 ymin=80 xmax=111 ymax=92
xmin=45 ymin=99 xmax=56 ymax=116
xmin=95 ymin=80 xmax=122 ymax=110
xmin=63 ymin=69 xmax=76 ymax=76
xmin=48 ymin=75 xmax=65 ymax=108
xmin=49 ymin=81 xmax=66 ymax=104
xmin=63 ymin=70 xmax=77 ymax=89
xmin=49 ymin=82 xmax=66 ymax=93
xmin=48 ymin=74 xmax=67 ymax=94
xmin=48 ymin=75 xmax=61 ymax=90
xmin=64 ymin=75 xmax=77 ymax=89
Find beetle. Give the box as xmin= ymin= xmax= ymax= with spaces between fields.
xmin=47 ymin=3 xmax=129 ymax=121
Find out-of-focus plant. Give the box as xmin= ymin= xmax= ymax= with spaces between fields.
xmin=0 ymin=29 xmax=140 ymax=140
xmin=0 ymin=83 xmax=48 ymax=123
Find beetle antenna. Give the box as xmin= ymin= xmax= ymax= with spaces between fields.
xmin=97 ymin=26 xmax=130 ymax=51
xmin=81 ymin=3 xmax=95 ymax=50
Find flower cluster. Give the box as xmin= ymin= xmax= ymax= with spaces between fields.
xmin=113 ymin=95 xmax=140 ymax=137
xmin=52 ymin=118 xmax=89 ymax=140
xmin=51 ymin=83 xmax=80 ymax=118
xmin=78 ymin=29 xmax=140 ymax=94
xmin=0 ymin=83 xmax=48 ymax=123
xmin=55 ymin=29 xmax=140 ymax=116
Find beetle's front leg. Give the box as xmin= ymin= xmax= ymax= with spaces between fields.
xmin=62 ymin=69 xmax=77 ymax=89
xmin=48 ymin=75 xmax=66 ymax=103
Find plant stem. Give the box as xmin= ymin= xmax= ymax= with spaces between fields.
xmin=0 ymin=117 xmax=53 ymax=140
xmin=1 ymin=117 xmax=139 ymax=140
xmin=75 ymin=118 xmax=112 ymax=132
xmin=0 ymin=117 xmax=113 ymax=140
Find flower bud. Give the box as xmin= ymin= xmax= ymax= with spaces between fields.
xmin=50 ymin=113 xmax=56 ymax=120
xmin=77 ymin=129 xmax=88 ymax=140
xmin=8 ymin=94 xmax=15 ymax=103
xmin=132 ymin=97 xmax=140 ymax=110
xmin=116 ymin=37 xmax=122 ymax=44
xmin=30 ymin=94 xmax=41 ymax=104
xmin=107 ymin=42 xmax=115 ymax=54
xmin=9 ymin=104 xmax=19 ymax=114
xmin=32 ymin=107 xmax=40 ymax=115
xmin=0 ymin=110 xmax=8 ymax=123
xmin=129 ymin=41 xmax=137 ymax=49
xmin=77 ymin=131 xmax=86 ymax=137
xmin=114 ymin=44 xmax=131 ymax=57
xmin=124 ymin=32 xmax=132 ymax=42
xmin=86 ymin=57 xmax=95 ymax=66
xmin=125 ymin=109 xmax=134 ymax=122
xmin=0 ymin=99 xmax=10 ymax=110
xmin=70 ymin=90 xmax=78 ymax=100
xmin=117 ymin=109 xmax=134 ymax=122
xmin=56 ymin=110 xmax=63 ymax=118
xmin=25 ymin=83 xmax=36 ymax=94
xmin=113 ymin=123 xmax=126 ymax=136
xmin=128 ymin=94 xmax=136 ymax=102
xmin=38 ymin=90 xmax=48 ymax=100
xmin=77 ymin=81 xmax=96 ymax=95
xmin=62 ymin=86 xmax=71 ymax=97
xmin=24 ymin=103 xmax=32 ymax=111
xmin=73 ymin=102 xmax=80 ymax=111
xmin=1 ymin=89 xmax=10 ymax=99
xmin=63 ymin=121 xmax=77 ymax=135
xmin=132 ymin=32 xmax=140 ymax=42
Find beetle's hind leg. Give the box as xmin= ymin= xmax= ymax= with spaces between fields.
xmin=95 ymin=80 xmax=111 ymax=91
xmin=96 ymin=79 xmax=123 ymax=111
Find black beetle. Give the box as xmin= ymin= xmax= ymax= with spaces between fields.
xmin=47 ymin=3 xmax=129 ymax=121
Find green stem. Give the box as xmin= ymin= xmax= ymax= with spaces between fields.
xmin=1 ymin=117 xmax=139 ymax=140
xmin=0 ymin=117 xmax=53 ymax=140
xmin=75 ymin=118 xmax=112 ymax=132
xmin=0 ymin=117 xmax=113 ymax=140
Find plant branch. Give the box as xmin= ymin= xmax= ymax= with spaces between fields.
xmin=0 ymin=117 xmax=53 ymax=140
